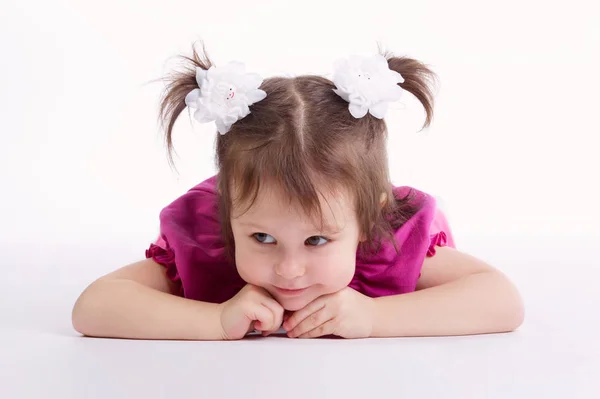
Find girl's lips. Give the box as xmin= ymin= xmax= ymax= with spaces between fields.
xmin=274 ymin=286 xmax=308 ymax=296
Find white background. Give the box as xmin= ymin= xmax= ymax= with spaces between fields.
xmin=1 ymin=0 xmax=599 ymax=398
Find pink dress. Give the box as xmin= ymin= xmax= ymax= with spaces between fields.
xmin=145 ymin=175 xmax=455 ymax=302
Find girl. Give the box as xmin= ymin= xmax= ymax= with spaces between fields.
xmin=72 ymin=44 xmax=524 ymax=340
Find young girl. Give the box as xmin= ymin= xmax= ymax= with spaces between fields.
xmin=72 ymin=44 xmax=524 ymax=340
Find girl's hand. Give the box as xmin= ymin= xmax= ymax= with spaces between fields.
xmin=282 ymin=287 xmax=375 ymax=338
xmin=218 ymin=284 xmax=284 ymax=340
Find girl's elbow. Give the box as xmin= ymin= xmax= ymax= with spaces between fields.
xmin=491 ymin=271 xmax=525 ymax=332
xmin=500 ymin=287 xmax=525 ymax=332
xmin=71 ymin=293 xmax=93 ymax=336
xmin=71 ymin=282 xmax=103 ymax=336
xmin=502 ymin=304 xmax=525 ymax=332
xmin=512 ymin=297 xmax=525 ymax=330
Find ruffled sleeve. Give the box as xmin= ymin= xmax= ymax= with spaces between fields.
xmin=145 ymin=175 xmax=246 ymax=303
xmin=427 ymin=231 xmax=448 ymax=256
xmin=427 ymin=205 xmax=455 ymax=256
xmin=350 ymin=187 xmax=456 ymax=297
xmin=146 ymin=241 xmax=180 ymax=281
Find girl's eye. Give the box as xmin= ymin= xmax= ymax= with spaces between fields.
xmin=305 ymin=236 xmax=329 ymax=246
xmin=253 ymin=233 xmax=276 ymax=244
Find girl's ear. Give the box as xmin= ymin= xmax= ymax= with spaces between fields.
xmin=359 ymin=232 xmax=367 ymax=242
xmin=380 ymin=192 xmax=387 ymax=208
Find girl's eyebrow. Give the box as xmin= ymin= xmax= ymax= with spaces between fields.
xmin=237 ymin=220 xmax=342 ymax=235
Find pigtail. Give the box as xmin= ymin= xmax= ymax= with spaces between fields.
xmin=356 ymin=46 xmax=440 ymax=255
xmin=158 ymin=42 xmax=213 ymax=167
xmin=380 ymin=48 xmax=438 ymax=131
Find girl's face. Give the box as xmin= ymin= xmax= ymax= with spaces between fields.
xmin=230 ymin=184 xmax=362 ymax=311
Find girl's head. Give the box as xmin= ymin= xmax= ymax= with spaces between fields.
xmin=159 ymin=43 xmax=437 ymax=310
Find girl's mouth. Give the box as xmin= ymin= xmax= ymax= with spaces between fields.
xmin=274 ymin=286 xmax=308 ymax=296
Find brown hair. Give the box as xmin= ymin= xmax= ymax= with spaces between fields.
xmin=158 ymin=42 xmax=438 ymax=261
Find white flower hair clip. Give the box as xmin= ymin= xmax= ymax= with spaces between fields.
xmin=332 ymin=54 xmax=405 ymax=119
xmin=185 ymin=61 xmax=267 ymax=134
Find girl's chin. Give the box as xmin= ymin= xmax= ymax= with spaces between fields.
xmin=277 ymin=295 xmax=314 ymax=311
xmin=281 ymin=302 xmax=308 ymax=312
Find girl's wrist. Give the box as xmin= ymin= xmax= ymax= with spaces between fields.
xmin=191 ymin=300 xmax=226 ymax=340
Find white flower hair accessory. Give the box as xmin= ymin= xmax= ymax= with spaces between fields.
xmin=185 ymin=61 xmax=267 ymax=134
xmin=332 ymin=54 xmax=405 ymax=119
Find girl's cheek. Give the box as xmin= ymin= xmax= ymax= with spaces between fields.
xmin=236 ymin=251 xmax=269 ymax=284
xmin=309 ymin=256 xmax=355 ymax=290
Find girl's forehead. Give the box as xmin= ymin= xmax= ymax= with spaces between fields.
xmin=231 ymin=182 xmax=356 ymax=226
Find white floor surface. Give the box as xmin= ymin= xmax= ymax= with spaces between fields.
xmin=1 ymin=237 xmax=599 ymax=398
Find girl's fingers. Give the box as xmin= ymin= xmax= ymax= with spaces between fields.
xmin=297 ymin=319 xmax=336 ymax=339
xmin=246 ymin=321 xmax=256 ymax=334
xmin=287 ymin=306 xmax=332 ymax=338
xmin=248 ymin=302 xmax=273 ymax=332
xmin=283 ymin=297 xmax=326 ymax=332
xmin=260 ymin=296 xmax=285 ymax=333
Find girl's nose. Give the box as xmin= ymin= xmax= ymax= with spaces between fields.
xmin=275 ymin=256 xmax=305 ymax=280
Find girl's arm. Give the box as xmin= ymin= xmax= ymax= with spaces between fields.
xmin=371 ymin=246 xmax=525 ymax=337
xmin=71 ymin=259 xmax=224 ymax=340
